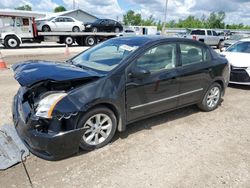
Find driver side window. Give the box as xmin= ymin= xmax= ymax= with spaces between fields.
xmin=135 ymin=43 xmax=177 ymax=73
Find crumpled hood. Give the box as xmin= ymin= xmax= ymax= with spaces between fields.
xmin=221 ymin=52 xmax=250 ymax=67
xmin=12 ymin=60 xmax=103 ymax=87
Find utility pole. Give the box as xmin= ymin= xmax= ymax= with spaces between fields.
xmin=162 ymin=0 xmax=168 ymax=35
xmin=73 ymin=0 xmax=75 ymax=9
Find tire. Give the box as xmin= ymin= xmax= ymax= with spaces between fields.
xmin=64 ymin=36 xmax=74 ymax=46
xmin=77 ymin=106 xmax=117 ymax=151
xmin=42 ymin=25 xmax=51 ymax=32
xmin=197 ymin=83 xmax=222 ymax=112
xmin=114 ymin=27 xmax=120 ymax=33
xmin=72 ymin=26 xmax=80 ymax=32
xmin=92 ymin=27 xmax=98 ymax=32
xmin=4 ymin=36 xmax=20 ymax=49
xmin=85 ymin=36 xmax=97 ymax=46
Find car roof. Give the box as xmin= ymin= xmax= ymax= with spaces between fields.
xmin=239 ymin=38 xmax=250 ymax=42
xmin=114 ymin=35 xmax=208 ymax=46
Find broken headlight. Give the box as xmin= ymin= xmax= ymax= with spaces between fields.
xmin=35 ymin=93 xmax=67 ymax=119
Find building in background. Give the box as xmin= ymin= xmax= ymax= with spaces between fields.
xmin=52 ymin=9 xmax=98 ymax=23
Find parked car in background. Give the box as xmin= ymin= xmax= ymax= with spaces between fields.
xmin=185 ymin=29 xmax=224 ymax=48
xmin=118 ymin=29 xmax=136 ymax=37
xmin=223 ymin=34 xmax=249 ymax=48
xmin=221 ymin=38 xmax=250 ymax=85
xmin=12 ymin=36 xmax=229 ymax=160
xmin=36 ymin=16 xmax=85 ymax=32
xmin=84 ymin=19 xmax=123 ymax=33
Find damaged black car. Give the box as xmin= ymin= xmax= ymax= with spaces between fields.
xmin=12 ymin=36 xmax=230 ymax=160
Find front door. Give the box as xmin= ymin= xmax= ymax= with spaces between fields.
xmin=15 ymin=17 xmax=33 ymax=38
xmin=126 ymin=43 xmax=180 ymax=122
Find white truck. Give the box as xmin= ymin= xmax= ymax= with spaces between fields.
xmin=0 ymin=10 xmax=117 ymax=48
xmin=185 ymin=29 xmax=225 ymax=48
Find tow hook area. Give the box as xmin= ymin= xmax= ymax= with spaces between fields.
xmin=0 ymin=124 xmax=29 ymax=170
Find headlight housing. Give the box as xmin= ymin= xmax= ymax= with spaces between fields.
xmin=35 ymin=93 xmax=67 ymax=119
xmin=86 ymin=24 xmax=91 ymax=28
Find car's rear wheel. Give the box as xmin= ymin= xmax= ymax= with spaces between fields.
xmin=198 ymin=83 xmax=222 ymax=112
xmin=77 ymin=106 xmax=117 ymax=151
xmin=84 ymin=36 xmax=97 ymax=46
xmin=92 ymin=27 xmax=98 ymax=32
xmin=72 ymin=26 xmax=80 ymax=32
xmin=42 ymin=25 xmax=51 ymax=32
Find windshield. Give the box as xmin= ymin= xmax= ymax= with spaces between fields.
xmin=230 ymin=35 xmax=244 ymax=41
xmin=71 ymin=38 xmax=144 ymax=72
xmin=227 ymin=41 xmax=250 ymax=53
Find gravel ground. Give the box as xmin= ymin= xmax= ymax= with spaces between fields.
xmin=0 ymin=53 xmax=250 ymax=188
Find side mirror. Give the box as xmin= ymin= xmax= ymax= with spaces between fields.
xmin=52 ymin=20 xmax=55 ymax=23
xmin=129 ymin=67 xmax=150 ymax=79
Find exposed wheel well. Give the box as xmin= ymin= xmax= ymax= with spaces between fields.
xmin=214 ymin=80 xmax=225 ymax=95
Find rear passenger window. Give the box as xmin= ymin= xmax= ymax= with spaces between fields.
xmin=180 ymin=44 xmax=203 ymax=65
xmin=207 ymin=30 xmax=212 ymax=36
xmin=191 ymin=30 xmax=205 ymax=35
xmin=136 ymin=43 xmax=177 ymax=73
xmin=212 ymin=31 xmax=218 ymax=36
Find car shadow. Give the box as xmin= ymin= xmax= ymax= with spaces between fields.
xmin=228 ymin=83 xmax=250 ymax=90
xmin=114 ymin=105 xmax=201 ymax=141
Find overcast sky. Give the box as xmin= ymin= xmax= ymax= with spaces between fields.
xmin=0 ymin=0 xmax=250 ymax=25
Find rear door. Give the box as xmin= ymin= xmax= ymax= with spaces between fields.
xmin=177 ymin=42 xmax=212 ymax=106
xmin=126 ymin=42 xmax=181 ymax=121
xmin=64 ymin=17 xmax=75 ymax=31
xmin=206 ymin=30 xmax=213 ymax=45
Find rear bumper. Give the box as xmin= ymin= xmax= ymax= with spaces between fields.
xmin=12 ymin=90 xmax=86 ymax=161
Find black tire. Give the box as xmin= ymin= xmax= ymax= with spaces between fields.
xmin=72 ymin=26 xmax=80 ymax=32
xmin=114 ymin=27 xmax=120 ymax=33
xmin=77 ymin=106 xmax=117 ymax=151
xmin=64 ymin=36 xmax=74 ymax=46
xmin=4 ymin=36 xmax=20 ymax=49
xmin=92 ymin=27 xmax=98 ymax=32
xmin=197 ymin=83 xmax=222 ymax=112
xmin=85 ymin=36 xmax=97 ymax=46
xmin=42 ymin=25 xmax=51 ymax=32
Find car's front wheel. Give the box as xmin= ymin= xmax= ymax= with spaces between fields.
xmin=77 ymin=106 xmax=117 ymax=151
xmin=198 ymin=83 xmax=222 ymax=112
xmin=92 ymin=27 xmax=98 ymax=32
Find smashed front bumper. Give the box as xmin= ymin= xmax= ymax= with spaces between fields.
xmin=230 ymin=67 xmax=250 ymax=85
xmin=12 ymin=89 xmax=86 ymax=161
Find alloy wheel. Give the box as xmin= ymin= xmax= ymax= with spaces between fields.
xmin=83 ymin=113 xmax=112 ymax=146
xmin=207 ymin=86 xmax=220 ymax=108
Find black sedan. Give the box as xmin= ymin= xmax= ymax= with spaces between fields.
xmin=84 ymin=19 xmax=123 ymax=33
xmin=12 ymin=36 xmax=230 ymax=160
